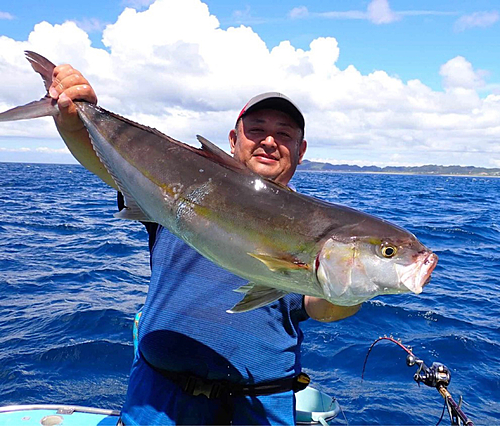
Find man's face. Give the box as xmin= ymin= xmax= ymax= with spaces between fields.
xmin=229 ymin=108 xmax=307 ymax=185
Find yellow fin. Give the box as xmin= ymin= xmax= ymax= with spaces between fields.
xmin=248 ymin=253 xmax=310 ymax=272
xmin=228 ymin=283 xmax=288 ymax=313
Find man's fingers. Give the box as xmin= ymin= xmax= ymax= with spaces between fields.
xmin=50 ymin=63 xmax=97 ymax=134
xmin=50 ymin=65 xmax=81 ymax=97
xmin=50 ymin=65 xmax=97 ymax=104
xmin=58 ymin=84 xmax=97 ymax=105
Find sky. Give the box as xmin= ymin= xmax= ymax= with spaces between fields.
xmin=0 ymin=0 xmax=499 ymax=167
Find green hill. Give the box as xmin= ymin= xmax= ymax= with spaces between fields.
xmin=298 ymin=160 xmax=500 ymax=176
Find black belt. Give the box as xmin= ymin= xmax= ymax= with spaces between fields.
xmin=142 ymin=354 xmax=310 ymax=400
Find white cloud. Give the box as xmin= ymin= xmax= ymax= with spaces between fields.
xmin=311 ymin=10 xmax=366 ymax=21
xmin=439 ymin=56 xmax=486 ymax=90
xmin=289 ymin=7 xmax=309 ymax=20
xmin=367 ymin=0 xmax=400 ymax=24
xmin=0 ymin=11 xmax=14 ymax=20
xmin=0 ymin=0 xmax=499 ymax=168
xmin=0 ymin=147 xmax=32 ymax=153
xmin=454 ymin=11 xmax=499 ymax=32
xmin=289 ymin=1 xmax=452 ymax=24
xmin=0 ymin=146 xmax=69 ymax=154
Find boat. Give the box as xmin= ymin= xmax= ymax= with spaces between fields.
xmin=0 ymin=405 xmax=120 ymax=425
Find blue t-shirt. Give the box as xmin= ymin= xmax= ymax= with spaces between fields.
xmin=121 ymin=224 xmax=310 ymax=424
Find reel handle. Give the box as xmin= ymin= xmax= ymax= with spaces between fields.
xmin=406 ymin=354 xmax=451 ymax=389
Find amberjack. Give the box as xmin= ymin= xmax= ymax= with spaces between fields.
xmin=0 ymin=51 xmax=438 ymax=312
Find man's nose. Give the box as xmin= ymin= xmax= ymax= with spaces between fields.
xmin=261 ymin=135 xmax=277 ymax=147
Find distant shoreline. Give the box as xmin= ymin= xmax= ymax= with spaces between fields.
xmin=297 ymin=160 xmax=500 ymax=178
xmin=297 ymin=169 xmax=500 ymax=179
xmin=296 ymin=169 xmax=500 ymax=178
xmin=3 ymin=160 xmax=500 ymax=178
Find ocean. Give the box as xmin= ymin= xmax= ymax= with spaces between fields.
xmin=1 ymin=162 xmax=498 ymax=424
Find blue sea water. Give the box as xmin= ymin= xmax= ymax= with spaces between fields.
xmin=0 ymin=162 xmax=498 ymax=425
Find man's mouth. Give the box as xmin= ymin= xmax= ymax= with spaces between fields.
xmin=254 ymin=152 xmax=278 ymax=163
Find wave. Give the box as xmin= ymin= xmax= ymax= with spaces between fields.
xmin=2 ymin=164 xmax=499 ymax=423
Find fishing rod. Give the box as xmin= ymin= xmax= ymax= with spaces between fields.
xmin=361 ymin=336 xmax=474 ymax=426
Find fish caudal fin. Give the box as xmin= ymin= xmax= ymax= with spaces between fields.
xmin=0 ymin=97 xmax=58 ymax=122
xmin=25 ymin=51 xmax=57 ymax=91
xmin=0 ymin=51 xmax=58 ymax=122
xmin=227 ymin=283 xmax=288 ymax=313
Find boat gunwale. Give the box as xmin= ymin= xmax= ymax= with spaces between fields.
xmin=0 ymin=404 xmax=120 ymax=416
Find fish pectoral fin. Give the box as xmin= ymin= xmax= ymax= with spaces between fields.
xmin=114 ymin=196 xmax=153 ymax=222
xmin=233 ymin=283 xmax=255 ymax=293
xmin=227 ymin=284 xmax=288 ymax=313
xmin=248 ymin=253 xmax=311 ymax=272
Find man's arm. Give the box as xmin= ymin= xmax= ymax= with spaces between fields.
xmin=304 ymin=296 xmax=361 ymax=322
xmin=49 ymin=64 xmax=117 ymax=189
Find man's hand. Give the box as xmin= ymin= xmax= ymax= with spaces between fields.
xmin=49 ymin=64 xmax=97 ymax=134
xmin=48 ymin=64 xmax=117 ymax=189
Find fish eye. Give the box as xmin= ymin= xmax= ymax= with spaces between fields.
xmin=381 ymin=244 xmax=398 ymax=258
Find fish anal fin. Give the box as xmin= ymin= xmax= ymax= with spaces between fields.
xmin=114 ymin=200 xmax=153 ymax=222
xmin=80 ymin=123 xmax=152 ymax=223
xmin=248 ymin=253 xmax=311 ymax=272
xmin=227 ymin=283 xmax=288 ymax=313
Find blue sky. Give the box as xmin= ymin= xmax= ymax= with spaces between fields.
xmin=0 ymin=0 xmax=499 ymax=167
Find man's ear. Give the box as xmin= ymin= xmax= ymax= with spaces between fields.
xmin=298 ymin=139 xmax=307 ymax=164
xmin=228 ymin=129 xmax=237 ymax=154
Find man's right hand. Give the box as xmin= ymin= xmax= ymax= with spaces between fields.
xmin=49 ymin=64 xmax=97 ymax=134
xmin=48 ymin=64 xmax=118 ymax=189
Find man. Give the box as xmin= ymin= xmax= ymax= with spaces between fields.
xmin=49 ymin=64 xmax=360 ymax=425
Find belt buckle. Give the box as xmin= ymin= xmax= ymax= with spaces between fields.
xmin=185 ymin=376 xmax=225 ymax=399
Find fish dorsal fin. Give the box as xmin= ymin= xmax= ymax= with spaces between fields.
xmin=25 ymin=51 xmax=56 ymax=92
xmin=197 ymin=135 xmax=291 ymax=192
xmin=227 ymin=283 xmax=288 ymax=313
xmin=196 ymin=135 xmax=251 ymax=174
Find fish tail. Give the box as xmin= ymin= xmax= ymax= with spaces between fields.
xmin=0 ymin=97 xmax=58 ymax=122
xmin=0 ymin=51 xmax=58 ymax=122
xmin=25 ymin=50 xmax=57 ymax=92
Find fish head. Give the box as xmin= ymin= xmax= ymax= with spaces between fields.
xmin=314 ymin=232 xmax=438 ymax=306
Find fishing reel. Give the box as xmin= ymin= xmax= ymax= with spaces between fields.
xmin=362 ymin=336 xmax=474 ymax=426
xmin=406 ymin=354 xmax=451 ymax=389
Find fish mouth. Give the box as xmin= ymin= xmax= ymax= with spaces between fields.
xmin=398 ymin=252 xmax=438 ymax=294
xmin=422 ymin=252 xmax=438 ymax=282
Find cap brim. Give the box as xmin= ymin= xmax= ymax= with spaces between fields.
xmin=237 ymin=92 xmax=305 ymax=132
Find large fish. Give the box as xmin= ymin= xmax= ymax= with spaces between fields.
xmin=0 ymin=51 xmax=438 ymax=312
